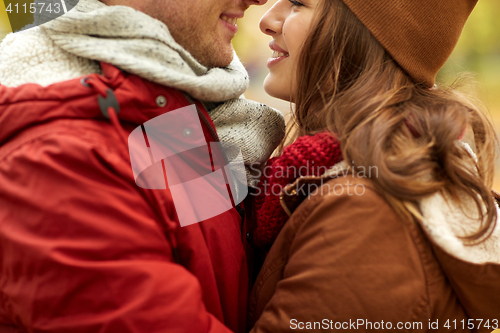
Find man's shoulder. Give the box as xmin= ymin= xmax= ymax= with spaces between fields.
xmin=0 ymin=117 xmax=128 ymax=166
xmin=0 ymin=27 xmax=100 ymax=88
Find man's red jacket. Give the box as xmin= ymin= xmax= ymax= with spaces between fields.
xmin=0 ymin=63 xmax=249 ymax=332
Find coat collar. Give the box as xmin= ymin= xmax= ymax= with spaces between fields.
xmin=280 ymin=160 xmax=352 ymax=216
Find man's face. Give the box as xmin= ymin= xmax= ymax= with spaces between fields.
xmin=146 ymin=0 xmax=254 ymax=68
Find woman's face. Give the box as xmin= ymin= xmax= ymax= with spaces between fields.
xmin=260 ymin=0 xmax=318 ymax=101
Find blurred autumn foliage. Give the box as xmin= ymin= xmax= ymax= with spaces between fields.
xmin=439 ymin=0 xmax=500 ymax=115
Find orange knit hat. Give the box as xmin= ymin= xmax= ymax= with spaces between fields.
xmin=340 ymin=0 xmax=478 ymax=87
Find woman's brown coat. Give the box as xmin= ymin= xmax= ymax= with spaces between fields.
xmin=249 ymin=163 xmax=500 ymax=333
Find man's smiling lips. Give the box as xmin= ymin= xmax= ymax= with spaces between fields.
xmin=220 ymin=13 xmax=244 ymax=34
xmin=267 ymin=40 xmax=290 ymax=68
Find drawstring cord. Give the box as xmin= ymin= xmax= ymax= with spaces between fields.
xmin=106 ymin=106 xmax=128 ymax=145
xmin=84 ymin=76 xmax=180 ymax=263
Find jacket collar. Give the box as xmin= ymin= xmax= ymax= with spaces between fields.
xmin=280 ymin=160 xmax=352 ymax=216
xmin=0 ymin=63 xmax=192 ymax=145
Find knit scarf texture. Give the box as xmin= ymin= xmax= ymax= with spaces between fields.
xmin=42 ymin=0 xmax=249 ymax=102
xmin=253 ymin=132 xmax=343 ymax=248
xmin=0 ymin=0 xmax=285 ymax=185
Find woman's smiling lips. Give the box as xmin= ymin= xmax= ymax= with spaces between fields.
xmin=220 ymin=13 xmax=243 ymax=35
xmin=267 ymin=40 xmax=290 ymax=68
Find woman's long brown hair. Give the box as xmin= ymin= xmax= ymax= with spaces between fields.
xmin=286 ymin=0 xmax=498 ymax=243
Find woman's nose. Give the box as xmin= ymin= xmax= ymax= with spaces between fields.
xmin=259 ymin=1 xmax=285 ymax=36
xmin=244 ymin=0 xmax=269 ymax=5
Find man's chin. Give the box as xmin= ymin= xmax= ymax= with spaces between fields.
xmin=199 ymin=47 xmax=234 ymax=69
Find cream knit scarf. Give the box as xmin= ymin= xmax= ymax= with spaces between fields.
xmin=0 ymin=0 xmax=285 ymax=185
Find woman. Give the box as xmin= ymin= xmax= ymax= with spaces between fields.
xmin=248 ymin=0 xmax=500 ymax=331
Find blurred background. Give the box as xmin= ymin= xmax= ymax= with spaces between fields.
xmin=1 ymin=0 xmax=499 ymax=184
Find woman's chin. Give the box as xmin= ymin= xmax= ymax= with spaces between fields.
xmin=263 ymin=77 xmax=292 ymax=102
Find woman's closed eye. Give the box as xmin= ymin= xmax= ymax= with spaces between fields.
xmin=288 ymin=0 xmax=305 ymax=7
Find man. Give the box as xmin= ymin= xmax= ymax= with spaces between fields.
xmin=0 ymin=0 xmax=284 ymax=331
